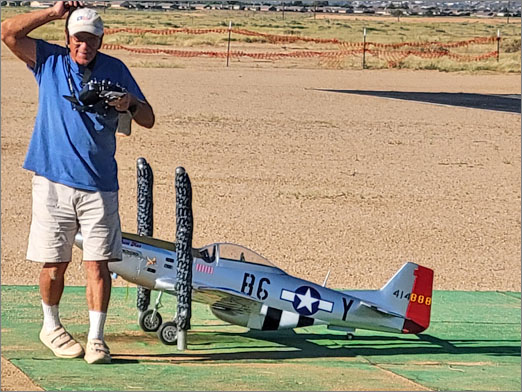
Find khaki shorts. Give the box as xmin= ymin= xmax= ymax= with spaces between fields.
xmin=27 ymin=175 xmax=122 ymax=263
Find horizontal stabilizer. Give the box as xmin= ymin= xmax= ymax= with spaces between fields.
xmin=341 ymin=262 xmax=434 ymax=334
xmin=359 ymin=300 xmax=404 ymax=318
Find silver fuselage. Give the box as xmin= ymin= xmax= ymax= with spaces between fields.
xmin=99 ymin=233 xmax=415 ymax=334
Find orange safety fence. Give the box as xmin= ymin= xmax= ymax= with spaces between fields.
xmin=104 ymin=27 xmax=496 ymax=47
xmin=101 ymin=43 xmax=355 ymax=59
xmin=101 ymin=27 xmax=500 ymax=66
xmin=104 ymin=27 xmax=343 ymax=44
xmin=367 ymin=49 xmax=499 ymax=67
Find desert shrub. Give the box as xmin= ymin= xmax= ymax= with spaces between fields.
xmin=419 ymin=62 xmax=440 ymax=70
xmin=106 ymin=20 xmax=127 ymax=25
xmin=501 ymin=38 xmax=521 ymax=53
xmin=242 ymin=37 xmax=269 ymax=43
xmin=365 ymin=27 xmax=384 ymax=32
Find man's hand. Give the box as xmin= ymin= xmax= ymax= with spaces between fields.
xmin=107 ymin=93 xmax=155 ymax=129
xmin=51 ymin=1 xmax=86 ymax=19
xmin=107 ymin=93 xmax=135 ymax=113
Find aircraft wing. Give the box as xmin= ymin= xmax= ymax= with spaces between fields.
xmin=193 ymin=285 xmax=263 ymax=314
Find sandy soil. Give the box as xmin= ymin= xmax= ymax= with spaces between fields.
xmin=1 ymin=46 xmax=520 ymax=390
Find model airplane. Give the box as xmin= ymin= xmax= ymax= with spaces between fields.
xmin=76 ymin=232 xmax=433 ymax=345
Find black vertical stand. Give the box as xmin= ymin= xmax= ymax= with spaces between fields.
xmin=136 ymin=157 xmax=154 ymax=313
xmin=174 ymin=166 xmax=193 ymax=350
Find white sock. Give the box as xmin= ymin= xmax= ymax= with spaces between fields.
xmin=42 ymin=301 xmax=61 ymax=332
xmin=88 ymin=311 xmax=107 ymax=341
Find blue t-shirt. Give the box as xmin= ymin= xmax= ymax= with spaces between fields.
xmin=23 ymin=40 xmax=147 ymax=192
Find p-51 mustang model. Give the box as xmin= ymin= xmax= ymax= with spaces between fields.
xmin=77 ymin=233 xmax=433 ymax=345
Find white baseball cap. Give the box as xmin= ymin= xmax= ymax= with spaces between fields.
xmin=67 ymin=8 xmax=104 ymax=37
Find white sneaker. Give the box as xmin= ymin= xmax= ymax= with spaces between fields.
xmin=39 ymin=326 xmax=84 ymax=358
xmin=84 ymin=339 xmax=111 ymax=364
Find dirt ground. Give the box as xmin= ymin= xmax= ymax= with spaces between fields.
xmin=1 ymin=45 xmax=520 ymax=390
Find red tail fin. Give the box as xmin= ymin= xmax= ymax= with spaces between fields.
xmin=402 ymin=265 xmax=434 ymax=334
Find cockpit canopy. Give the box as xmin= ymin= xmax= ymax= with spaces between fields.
xmin=198 ymin=243 xmax=277 ymax=268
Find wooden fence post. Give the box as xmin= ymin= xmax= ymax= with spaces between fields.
xmin=362 ymin=27 xmax=367 ymax=69
xmin=226 ymin=21 xmax=232 ymax=67
xmin=496 ymin=29 xmax=501 ymax=62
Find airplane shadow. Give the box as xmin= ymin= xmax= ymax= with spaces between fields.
xmin=114 ymin=329 xmax=521 ymax=362
xmin=316 ymin=89 xmax=521 ymax=113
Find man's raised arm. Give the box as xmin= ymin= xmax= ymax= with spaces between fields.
xmin=1 ymin=2 xmax=77 ymax=68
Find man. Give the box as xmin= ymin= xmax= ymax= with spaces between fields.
xmin=1 ymin=1 xmax=155 ymax=364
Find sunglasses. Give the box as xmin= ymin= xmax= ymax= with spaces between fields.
xmin=69 ymin=33 xmax=101 ymax=48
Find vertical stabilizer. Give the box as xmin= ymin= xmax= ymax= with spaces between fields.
xmin=379 ymin=262 xmax=419 ymax=317
xmin=402 ymin=265 xmax=433 ymax=333
xmin=378 ymin=262 xmax=434 ymax=333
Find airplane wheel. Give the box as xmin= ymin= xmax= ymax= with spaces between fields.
xmin=139 ymin=309 xmax=162 ymax=332
xmin=158 ymin=321 xmax=178 ymax=345
xmin=346 ymin=333 xmax=355 ymax=340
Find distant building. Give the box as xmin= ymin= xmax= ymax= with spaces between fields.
xmin=19 ymin=0 xmax=519 ymax=18
xmin=109 ymin=1 xmax=130 ymax=8
xmin=30 ymin=1 xmax=53 ymax=7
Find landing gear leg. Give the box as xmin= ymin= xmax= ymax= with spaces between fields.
xmin=138 ymin=291 xmax=164 ymax=332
